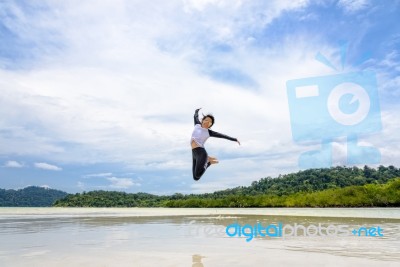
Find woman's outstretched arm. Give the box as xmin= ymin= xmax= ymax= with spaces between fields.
xmin=208 ymin=129 xmax=240 ymax=145
xmin=194 ymin=108 xmax=201 ymax=125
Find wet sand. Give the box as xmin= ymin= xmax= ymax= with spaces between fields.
xmin=0 ymin=208 xmax=399 ymax=267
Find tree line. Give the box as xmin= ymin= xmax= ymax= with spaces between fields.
xmin=163 ymin=178 xmax=400 ymax=207
xmin=53 ymin=165 xmax=400 ymax=207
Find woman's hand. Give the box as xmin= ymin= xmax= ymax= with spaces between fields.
xmin=237 ymin=139 xmax=241 ymax=146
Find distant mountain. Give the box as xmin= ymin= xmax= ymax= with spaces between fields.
xmin=0 ymin=186 xmax=68 ymax=207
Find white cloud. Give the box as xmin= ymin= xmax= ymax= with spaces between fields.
xmin=338 ymin=0 xmax=369 ymax=13
xmin=107 ymin=177 xmax=140 ymax=189
xmin=3 ymin=160 xmax=24 ymax=168
xmin=34 ymin=162 xmax=62 ymax=171
xmin=0 ymin=1 xmax=317 ymax=171
xmin=83 ymin=173 xmax=113 ymax=178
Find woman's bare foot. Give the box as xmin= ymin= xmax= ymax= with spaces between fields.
xmin=208 ymin=156 xmax=219 ymax=164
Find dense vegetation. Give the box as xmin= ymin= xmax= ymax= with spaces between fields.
xmin=54 ymin=191 xmax=166 ymax=207
xmin=164 ymin=178 xmax=400 ymax=207
xmin=0 ymin=186 xmax=68 ymax=207
xmin=54 ymin=165 xmax=400 ymax=208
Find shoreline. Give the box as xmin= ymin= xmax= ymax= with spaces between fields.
xmin=0 ymin=207 xmax=399 ymax=219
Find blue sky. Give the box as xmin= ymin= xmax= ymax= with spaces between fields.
xmin=1 ymin=0 xmax=399 ymax=194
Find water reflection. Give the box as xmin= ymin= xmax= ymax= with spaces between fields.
xmin=0 ymin=210 xmax=399 ymax=266
xmin=192 ymin=254 xmax=205 ymax=267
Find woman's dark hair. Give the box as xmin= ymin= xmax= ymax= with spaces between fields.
xmin=202 ymin=113 xmax=215 ymax=127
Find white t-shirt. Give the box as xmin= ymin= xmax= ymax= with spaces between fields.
xmin=190 ymin=123 xmax=237 ymax=148
xmin=191 ymin=124 xmax=211 ymax=147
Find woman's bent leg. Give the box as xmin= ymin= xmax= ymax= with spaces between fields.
xmin=192 ymin=147 xmax=209 ymax=180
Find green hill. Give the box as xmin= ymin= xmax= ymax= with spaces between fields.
xmin=0 ymin=186 xmax=68 ymax=207
xmin=54 ymin=165 xmax=400 ymax=208
xmin=164 ymin=178 xmax=400 ymax=207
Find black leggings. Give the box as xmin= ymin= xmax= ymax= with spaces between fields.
xmin=192 ymin=147 xmax=211 ymax=180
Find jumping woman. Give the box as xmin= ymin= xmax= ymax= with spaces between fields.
xmin=191 ymin=108 xmax=240 ymax=181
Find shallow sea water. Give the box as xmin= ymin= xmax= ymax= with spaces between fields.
xmin=0 ymin=208 xmax=399 ymax=267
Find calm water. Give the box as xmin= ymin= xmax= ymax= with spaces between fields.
xmin=0 ymin=208 xmax=399 ymax=267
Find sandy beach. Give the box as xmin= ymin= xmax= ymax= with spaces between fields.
xmin=0 ymin=208 xmax=399 ymax=267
